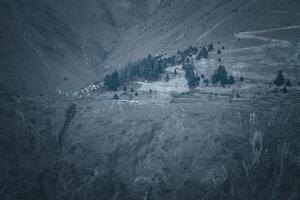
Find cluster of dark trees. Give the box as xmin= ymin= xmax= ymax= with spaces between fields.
xmin=182 ymin=62 xmax=210 ymax=88
xmin=104 ymin=55 xmax=174 ymax=90
xmin=178 ymin=44 xmax=212 ymax=62
xmin=103 ymin=43 xmax=217 ymax=91
xmin=182 ymin=46 xmax=198 ymax=57
xmin=273 ymin=70 xmax=294 ymax=93
xmin=175 ymin=46 xmax=198 ymax=64
xmin=182 ymin=63 xmax=200 ymax=88
xmin=211 ymin=65 xmax=235 ymax=86
xmin=196 ymin=47 xmax=209 ymax=60
xmin=274 ymin=70 xmax=291 ymax=87
xmin=104 ymin=71 xmax=120 ymax=91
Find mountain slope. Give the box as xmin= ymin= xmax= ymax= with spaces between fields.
xmin=105 ymin=0 xmax=300 ymax=78
xmin=0 ymin=0 xmax=169 ymax=95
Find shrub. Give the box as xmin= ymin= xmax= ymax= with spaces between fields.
xmin=228 ymin=75 xmax=235 ymax=85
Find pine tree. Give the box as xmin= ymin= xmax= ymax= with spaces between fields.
xmin=212 ymin=65 xmax=228 ymax=85
xmin=104 ymin=74 xmax=111 ymax=89
xmin=282 ymin=86 xmax=288 ymax=93
xmin=110 ymin=70 xmax=120 ymax=90
xmin=165 ymin=73 xmax=170 ymax=82
xmin=200 ymin=47 xmax=209 ymax=59
xmin=196 ymin=53 xmax=202 ymax=60
xmin=228 ymin=75 xmax=235 ymax=85
xmin=285 ymin=79 xmax=291 ymax=87
xmin=204 ymin=79 xmax=209 ymax=86
xmin=208 ymin=43 xmax=214 ymax=52
xmin=174 ymin=69 xmax=177 ymax=75
xmin=113 ymin=94 xmax=119 ymax=100
xmin=274 ymin=70 xmax=285 ymax=86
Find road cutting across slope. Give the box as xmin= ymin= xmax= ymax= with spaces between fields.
xmin=232 ymin=25 xmax=300 ymax=52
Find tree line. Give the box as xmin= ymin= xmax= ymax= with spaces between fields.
xmin=103 ymin=43 xmax=236 ymax=91
xmin=104 ymin=54 xmax=174 ymax=90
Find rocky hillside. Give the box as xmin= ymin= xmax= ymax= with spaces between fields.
xmin=1 ymin=88 xmax=300 ymax=200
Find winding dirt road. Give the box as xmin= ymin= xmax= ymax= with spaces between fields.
xmin=233 ymin=25 xmax=300 ymax=52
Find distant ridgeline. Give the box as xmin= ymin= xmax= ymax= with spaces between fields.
xmin=103 ymin=42 xmax=238 ymax=91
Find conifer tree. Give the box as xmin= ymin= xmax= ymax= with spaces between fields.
xmin=274 ymin=70 xmax=285 ymax=86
